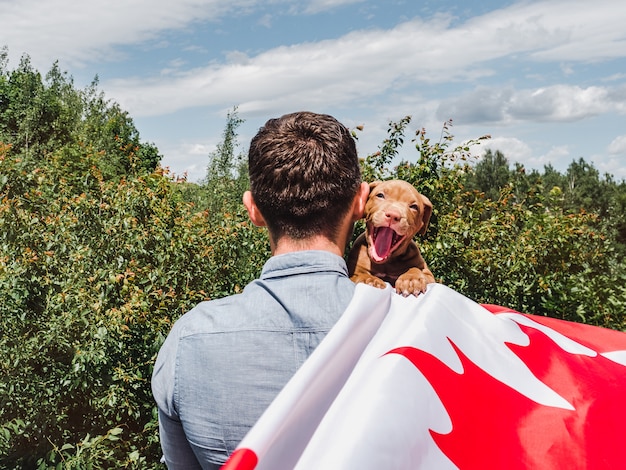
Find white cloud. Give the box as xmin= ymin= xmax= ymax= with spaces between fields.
xmin=1 ymin=0 xmax=256 ymax=69
xmin=461 ymin=0 xmax=626 ymax=64
xmin=438 ymin=88 xmax=512 ymax=124
xmin=603 ymin=73 xmax=626 ymax=82
xmin=257 ymin=13 xmax=273 ymax=28
xmin=608 ymin=84 xmax=626 ymax=114
xmin=608 ymin=135 xmax=626 ymax=155
xmin=542 ymin=144 xmax=570 ymax=163
xmin=158 ymin=141 xmax=217 ymax=181
xmin=3 ymin=0 xmax=625 ymax=72
xmin=594 ymin=154 xmax=626 ymax=180
xmin=509 ymin=85 xmax=611 ymax=122
xmin=522 ymin=2 xmax=626 ymax=63
xmin=3 ymin=0 xmax=625 ymax=182
xmin=472 ymin=136 xmax=531 ymax=162
xmin=304 ymin=0 xmax=364 ymax=14
xmin=438 ymin=84 xmax=620 ymax=125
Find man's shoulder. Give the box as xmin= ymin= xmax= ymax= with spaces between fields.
xmin=172 ymin=293 xmax=251 ymax=336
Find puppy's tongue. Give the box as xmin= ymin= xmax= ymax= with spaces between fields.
xmin=372 ymin=227 xmax=394 ymax=262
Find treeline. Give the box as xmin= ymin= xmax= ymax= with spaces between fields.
xmin=1 ymin=55 xmax=625 ymax=468
xmin=466 ymin=148 xmax=626 ymax=258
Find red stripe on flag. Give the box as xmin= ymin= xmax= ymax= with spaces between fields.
xmin=481 ymin=303 xmax=516 ymax=314
xmin=482 ymin=303 xmax=626 ymax=353
xmin=221 ymin=448 xmax=258 ymax=470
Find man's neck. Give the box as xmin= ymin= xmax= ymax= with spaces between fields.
xmin=272 ymin=236 xmax=344 ymax=258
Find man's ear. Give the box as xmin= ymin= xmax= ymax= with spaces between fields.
xmin=351 ymin=181 xmax=370 ymax=221
xmin=243 ymin=191 xmax=267 ymax=227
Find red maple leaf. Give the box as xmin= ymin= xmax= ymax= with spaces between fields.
xmin=387 ymin=318 xmax=626 ymax=469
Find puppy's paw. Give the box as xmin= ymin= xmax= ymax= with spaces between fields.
xmin=395 ymin=272 xmax=428 ymax=297
xmin=364 ymin=276 xmax=388 ymax=290
xmin=351 ymin=274 xmax=388 ymax=290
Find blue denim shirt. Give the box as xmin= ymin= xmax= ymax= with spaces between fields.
xmin=152 ymin=250 xmax=357 ymax=469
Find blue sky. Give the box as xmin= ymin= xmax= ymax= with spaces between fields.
xmin=3 ymin=0 xmax=626 ymax=182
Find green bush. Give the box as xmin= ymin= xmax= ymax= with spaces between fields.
xmin=0 ymin=143 xmax=268 ymax=468
xmin=425 ymin=186 xmax=624 ymax=329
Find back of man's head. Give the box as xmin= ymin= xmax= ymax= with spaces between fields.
xmin=248 ymin=111 xmax=361 ymax=241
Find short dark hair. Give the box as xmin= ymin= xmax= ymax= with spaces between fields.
xmin=248 ymin=111 xmax=361 ymax=241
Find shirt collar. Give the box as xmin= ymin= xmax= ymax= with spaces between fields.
xmin=260 ymin=250 xmax=349 ymax=280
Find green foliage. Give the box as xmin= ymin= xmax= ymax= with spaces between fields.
xmin=0 ymin=50 xmax=160 ymax=179
xmin=175 ymin=107 xmax=269 ymax=297
xmin=428 ymin=187 xmax=624 ymax=328
xmin=360 ymin=115 xmax=412 ymax=183
xmin=79 ymin=77 xmax=161 ymax=178
xmin=464 ymin=152 xmax=626 ymax=260
xmin=0 ymin=137 xmax=268 ymax=467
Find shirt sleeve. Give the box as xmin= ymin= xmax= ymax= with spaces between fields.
xmin=152 ymin=322 xmax=180 ymax=418
xmin=152 ymin=322 xmax=204 ymax=468
xmin=158 ymin=409 xmax=204 ymax=469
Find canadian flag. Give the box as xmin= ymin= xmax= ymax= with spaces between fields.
xmin=222 ymin=283 xmax=626 ymax=469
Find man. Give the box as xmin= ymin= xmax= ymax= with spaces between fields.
xmin=152 ymin=111 xmax=369 ymax=468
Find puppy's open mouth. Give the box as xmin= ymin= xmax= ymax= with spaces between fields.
xmin=369 ymin=226 xmax=406 ymax=263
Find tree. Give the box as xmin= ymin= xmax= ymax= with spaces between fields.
xmin=467 ymin=149 xmax=511 ymax=201
xmin=0 ymin=50 xmax=161 ymax=178
xmin=201 ymin=107 xmax=249 ymax=217
xmin=79 ymin=77 xmax=161 ymax=177
xmin=562 ymin=158 xmax=609 ymax=215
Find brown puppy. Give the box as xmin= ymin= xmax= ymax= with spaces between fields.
xmin=347 ymin=180 xmax=435 ymax=296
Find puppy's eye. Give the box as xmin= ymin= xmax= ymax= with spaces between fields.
xmin=410 ymin=204 xmax=419 ymax=211
xmin=376 ymin=192 xmax=385 ymax=199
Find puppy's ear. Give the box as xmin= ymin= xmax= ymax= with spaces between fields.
xmin=418 ymin=194 xmax=433 ymax=235
xmin=368 ymin=181 xmax=382 ymax=195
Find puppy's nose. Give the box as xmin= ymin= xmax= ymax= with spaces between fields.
xmin=385 ymin=209 xmax=402 ymax=223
